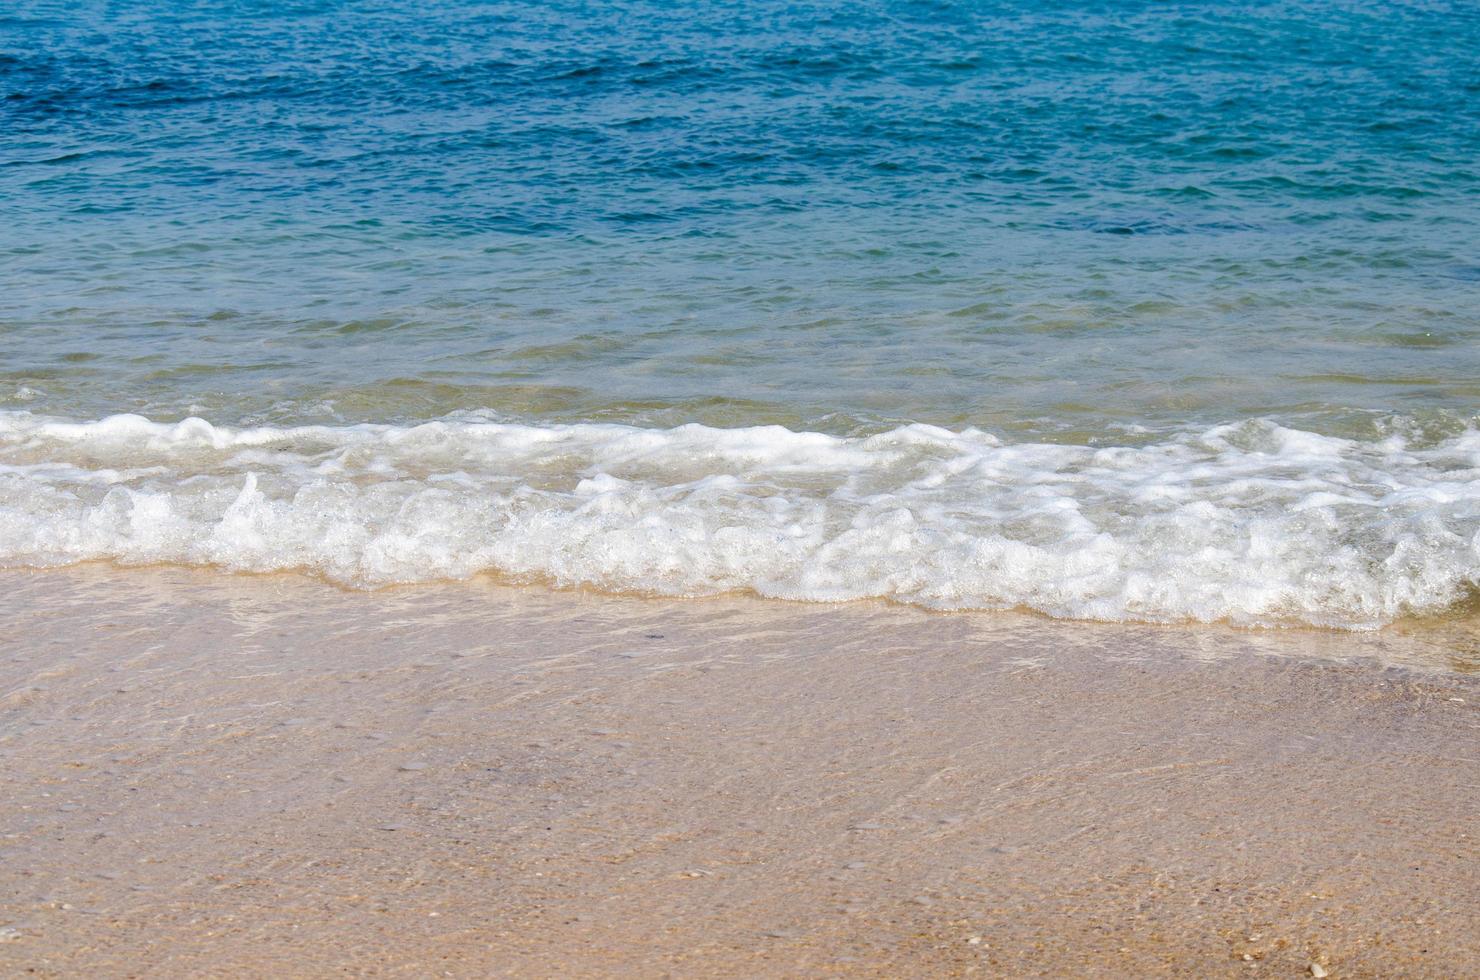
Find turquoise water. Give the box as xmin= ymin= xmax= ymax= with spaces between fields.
xmin=2 ymin=1 xmax=1479 ymax=626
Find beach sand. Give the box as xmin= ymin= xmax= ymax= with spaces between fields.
xmin=1 ymin=566 xmax=1476 ymax=977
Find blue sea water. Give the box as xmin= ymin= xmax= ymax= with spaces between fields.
xmin=2 ymin=1 xmax=1479 ymax=627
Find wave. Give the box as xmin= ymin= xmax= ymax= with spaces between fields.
xmin=1 ymin=411 xmax=1477 ymax=629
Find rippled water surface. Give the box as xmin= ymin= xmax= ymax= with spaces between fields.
xmin=6 ymin=0 xmax=1479 ymax=434
xmin=2 ymin=1 xmax=1478 ymax=625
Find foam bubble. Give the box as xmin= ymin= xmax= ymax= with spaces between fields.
xmin=1 ymin=411 xmax=1477 ymax=628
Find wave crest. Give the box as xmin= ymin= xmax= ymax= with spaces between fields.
xmin=2 ymin=412 xmax=1477 ymax=629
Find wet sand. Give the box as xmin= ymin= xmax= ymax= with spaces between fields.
xmin=1 ymin=566 xmax=1477 ymax=978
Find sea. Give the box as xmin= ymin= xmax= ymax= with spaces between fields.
xmin=2 ymin=0 xmax=1478 ymax=629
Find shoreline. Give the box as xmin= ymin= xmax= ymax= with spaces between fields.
xmin=2 ymin=566 xmax=1477 ymax=976
xmin=5 ymin=409 xmax=1477 ymax=632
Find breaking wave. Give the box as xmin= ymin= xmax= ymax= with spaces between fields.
xmin=1 ymin=411 xmax=1477 ymax=629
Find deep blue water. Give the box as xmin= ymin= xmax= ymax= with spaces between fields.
xmin=3 ymin=0 xmax=1479 ymax=434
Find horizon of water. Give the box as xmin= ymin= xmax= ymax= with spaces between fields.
xmin=3 ymin=1 xmax=1479 ymax=628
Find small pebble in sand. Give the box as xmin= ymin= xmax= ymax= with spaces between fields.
xmin=0 ymin=927 xmax=21 ymax=943
xmin=967 ymin=936 xmax=983 ymax=946
xmin=762 ymin=930 xmax=792 ymax=939
xmin=399 ymin=762 xmax=428 ymax=772
xmin=909 ymin=896 xmax=933 ymax=906
xmin=379 ymin=823 xmax=410 ymax=832
xmin=1309 ymin=965 xmax=1329 ymax=978
xmin=849 ymin=822 xmax=884 ymax=831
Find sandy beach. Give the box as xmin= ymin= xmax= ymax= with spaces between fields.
xmin=1 ymin=566 xmax=1475 ymax=977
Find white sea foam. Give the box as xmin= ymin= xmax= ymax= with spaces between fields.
xmin=1 ymin=411 xmax=1477 ymax=628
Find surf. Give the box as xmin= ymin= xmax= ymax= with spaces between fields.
xmin=1 ymin=411 xmax=1476 ymax=629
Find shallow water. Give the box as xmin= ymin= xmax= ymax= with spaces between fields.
xmin=2 ymin=1 xmax=1478 ymax=625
